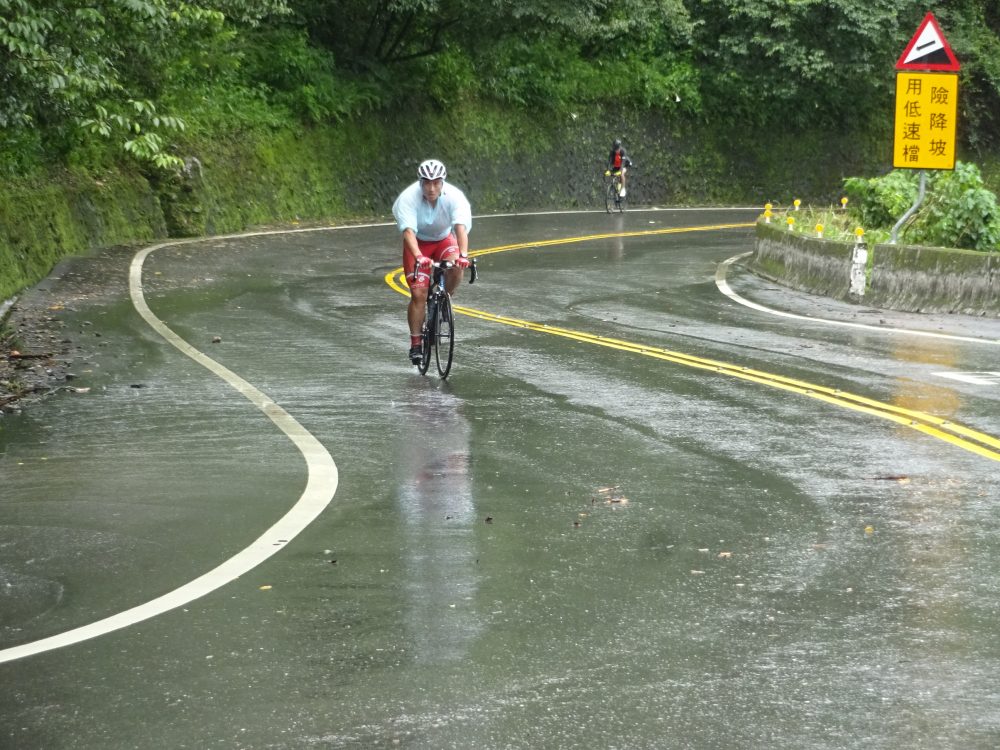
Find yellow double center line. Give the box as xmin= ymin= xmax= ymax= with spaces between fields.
xmin=385 ymin=223 xmax=1000 ymax=463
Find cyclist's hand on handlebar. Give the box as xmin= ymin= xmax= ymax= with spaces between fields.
xmin=604 ymin=170 xmax=611 ymax=177
xmin=416 ymin=255 xmax=432 ymax=271
xmin=454 ymin=256 xmax=471 ymax=269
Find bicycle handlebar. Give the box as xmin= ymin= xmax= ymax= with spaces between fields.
xmin=430 ymin=257 xmax=479 ymax=284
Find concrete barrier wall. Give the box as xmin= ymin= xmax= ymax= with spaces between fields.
xmin=751 ymin=222 xmax=1000 ymax=316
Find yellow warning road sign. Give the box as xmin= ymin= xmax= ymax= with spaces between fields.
xmin=893 ymin=72 xmax=958 ymax=170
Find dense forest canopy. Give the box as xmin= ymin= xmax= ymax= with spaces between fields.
xmin=1 ymin=0 xmax=998 ymax=174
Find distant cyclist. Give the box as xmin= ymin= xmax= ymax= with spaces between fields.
xmin=392 ymin=158 xmax=472 ymax=365
xmin=607 ymin=139 xmax=631 ymax=197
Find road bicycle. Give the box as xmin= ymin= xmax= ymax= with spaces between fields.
xmin=417 ymin=258 xmax=478 ymax=378
xmin=605 ymin=169 xmax=626 ymax=213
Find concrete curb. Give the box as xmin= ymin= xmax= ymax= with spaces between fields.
xmin=751 ymin=222 xmax=1000 ymax=315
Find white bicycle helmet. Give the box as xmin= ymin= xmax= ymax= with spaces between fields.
xmin=417 ymin=159 xmax=447 ymax=180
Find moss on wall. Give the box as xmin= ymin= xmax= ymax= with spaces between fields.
xmin=866 ymin=243 xmax=1000 ymax=314
xmin=0 ymin=169 xmax=165 ymax=301
xmin=752 ymin=222 xmax=854 ymax=298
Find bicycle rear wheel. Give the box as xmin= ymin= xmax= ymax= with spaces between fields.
xmin=434 ymin=294 xmax=454 ymax=378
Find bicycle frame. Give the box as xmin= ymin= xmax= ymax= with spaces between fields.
xmin=417 ymin=258 xmax=477 ymax=378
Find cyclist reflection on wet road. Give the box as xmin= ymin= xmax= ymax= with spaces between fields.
xmin=394 ymin=382 xmax=481 ymax=663
xmin=609 ymin=214 xmax=625 ymax=260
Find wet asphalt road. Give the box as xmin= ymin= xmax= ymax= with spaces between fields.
xmin=2 ymin=208 xmax=1000 ymax=749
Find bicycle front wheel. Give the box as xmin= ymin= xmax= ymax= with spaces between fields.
xmin=434 ymin=294 xmax=454 ymax=378
xmin=605 ymin=181 xmax=615 ymax=213
xmin=417 ymin=300 xmax=435 ymax=375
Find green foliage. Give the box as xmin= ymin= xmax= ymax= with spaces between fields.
xmin=468 ymin=35 xmax=699 ymax=115
xmin=843 ymin=171 xmax=919 ymax=228
xmin=482 ymin=0 xmax=694 ymax=56
xmin=0 ymin=0 xmax=291 ymax=170
xmin=910 ymin=163 xmax=1000 ymax=251
xmin=0 ymin=126 xmax=44 ymax=177
xmin=474 ymin=39 xmax=586 ymax=109
xmin=3 ymin=0 xmax=999 ymax=179
xmin=1 ymin=0 xmax=192 ymax=167
xmin=292 ymin=0 xmax=696 ymax=113
xmin=296 ymin=0 xmax=464 ymax=68
xmin=939 ymin=1 xmax=1000 ymax=153
xmin=1 ymin=0 xmax=999 ymax=215
xmin=80 ymin=100 xmax=187 ymax=170
xmin=238 ymin=29 xmax=383 ymax=123
xmin=418 ymin=45 xmax=478 ymax=109
xmin=619 ymin=57 xmax=700 ymax=112
xmin=690 ymin=0 xmax=926 ymax=127
xmin=206 ymin=0 xmax=291 ymax=25
xmin=844 ymin=163 xmax=1000 ymax=251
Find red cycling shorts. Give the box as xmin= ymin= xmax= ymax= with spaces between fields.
xmin=403 ymin=233 xmax=460 ymax=289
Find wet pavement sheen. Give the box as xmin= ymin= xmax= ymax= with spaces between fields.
xmin=2 ymin=209 xmax=1000 ymax=749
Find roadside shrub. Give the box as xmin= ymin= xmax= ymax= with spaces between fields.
xmin=843 ymin=162 xmax=1000 ymax=251
xmin=910 ymin=162 xmax=1000 ymax=251
xmin=843 ymin=170 xmax=919 ymax=228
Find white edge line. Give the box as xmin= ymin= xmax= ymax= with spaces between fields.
xmin=1 ymin=238 xmax=340 ymax=664
xmin=717 ymin=252 xmax=1000 ymax=347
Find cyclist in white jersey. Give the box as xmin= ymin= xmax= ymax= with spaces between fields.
xmin=392 ymin=159 xmax=472 ymax=365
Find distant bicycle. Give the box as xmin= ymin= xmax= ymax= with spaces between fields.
xmin=416 ymin=258 xmax=478 ymax=378
xmin=604 ymin=169 xmax=626 ymax=213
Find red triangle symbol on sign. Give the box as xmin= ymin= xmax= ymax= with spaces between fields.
xmin=896 ymin=12 xmax=960 ymax=71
